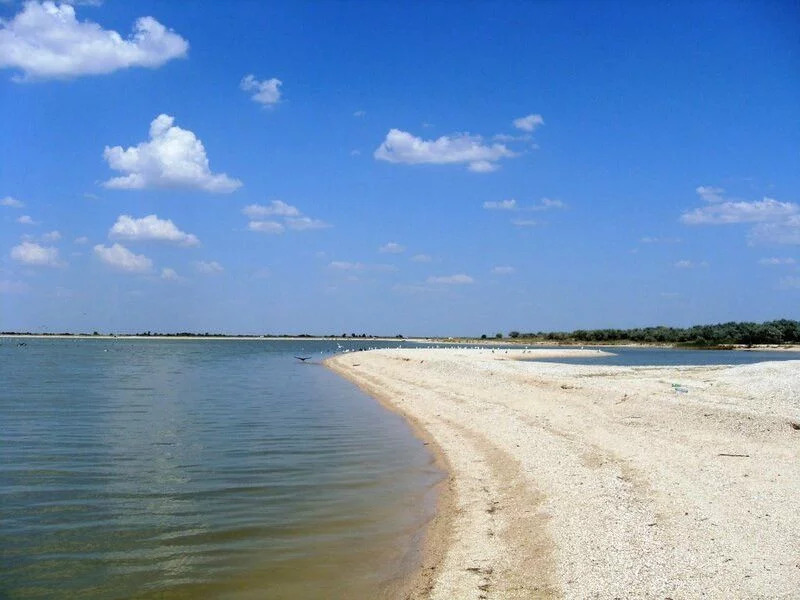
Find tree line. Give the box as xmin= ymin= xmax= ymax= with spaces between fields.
xmin=506 ymin=319 xmax=800 ymax=346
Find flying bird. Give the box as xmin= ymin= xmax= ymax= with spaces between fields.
xmin=294 ymin=356 xmax=312 ymax=362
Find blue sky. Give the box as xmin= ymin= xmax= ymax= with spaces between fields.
xmin=1 ymin=1 xmax=798 ymax=336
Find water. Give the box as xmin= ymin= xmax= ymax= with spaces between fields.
xmin=0 ymin=337 xmax=442 ymax=600
xmin=531 ymin=345 xmax=800 ymax=367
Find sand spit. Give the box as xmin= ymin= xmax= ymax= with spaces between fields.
xmin=326 ymin=348 xmax=800 ymax=599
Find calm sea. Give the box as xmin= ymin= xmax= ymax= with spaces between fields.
xmin=0 ymin=338 xmax=441 ymax=600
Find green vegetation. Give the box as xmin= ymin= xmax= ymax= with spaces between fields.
xmin=505 ymin=320 xmax=800 ymax=347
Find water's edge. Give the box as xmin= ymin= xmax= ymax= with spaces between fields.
xmin=324 ymin=356 xmax=455 ymax=600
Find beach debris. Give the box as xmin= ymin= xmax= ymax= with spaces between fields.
xmin=718 ymin=453 xmax=750 ymax=458
xmin=789 ymin=421 xmax=800 ymax=431
xmin=671 ymin=383 xmax=689 ymax=393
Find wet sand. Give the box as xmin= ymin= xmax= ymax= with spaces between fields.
xmin=327 ymin=348 xmax=800 ymax=599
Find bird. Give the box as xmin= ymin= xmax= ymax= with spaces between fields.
xmin=294 ymin=356 xmax=312 ymax=362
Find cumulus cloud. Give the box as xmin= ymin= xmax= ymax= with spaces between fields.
xmin=160 ymin=267 xmax=181 ymax=281
xmin=749 ymin=215 xmax=800 ymax=246
xmin=242 ymin=200 xmax=299 ymax=218
xmin=674 ymin=259 xmax=708 ymax=269
xmin=379 ymin=242 xmax=405 ymax=254
xmin=492 ymin=266 xmax=515 ymax=275
xmin=374 ymin=128 xmax=515 ymax=172
xmin=41 ymin=230 xmax=61 ymax=242
xmin=74 ymin=236 xmax=89 ymax=244
xmin=11 ymin=241 xmax=62 ymax=266
xmin=759 ymin=257 xmax=796 ymax=266
xmin=103 ymin=114 xmax=241 ymax=192
xmin=427 ymin=274 xmax=474 ymax=285
xmin=483 ymin=199 xmax=517 ymax=210
xmin=285 ymin=216 xmax=330 ymax=231
xmin=109 ymin=214 xmax=199 ymax=246
xmin=17 ymin=215 xmax=37 ymax=225
xmin=240 ymin=74 xmax=282 ymax=106
xmin=681 ymin=197 xmax=797 ymax=225
xmin=329 ymin=261 xmax=395 ymax=272
xmin=512 ymin=113 xmax=544 ymax=132
xmin=1 ymin=196 xmax=24 ymax=208
xmin=0 ymin=1 xmax=188 ymax=81
xmin=640 ymin=236 xmax=682 ymax=244
xmin=411 ymin=253 xmax=432 ymax=263
xmin=483 ymin=197 xmax=564 ymax=212
xmin=682 ymin=186 xmax=800 ymax=245
xmin=248 ymin=220 xmax=284 ymax=234
xmin=243 ymin=201 xmax=328 ymax=233
xmin=93 ymin=243 xmax=151 ymax=272
xmin=194 ymin=260 xmax=223 ymax=274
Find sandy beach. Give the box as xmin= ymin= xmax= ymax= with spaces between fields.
xmin=327 ymin=348 xmax=800 ymax=599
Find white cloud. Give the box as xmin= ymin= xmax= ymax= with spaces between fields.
xmin=248 ymin=220 xmax=284 ymax=234
xmin=483 ymin=199 xmax=516 ymax=210
xmin=749 ymin=215 xmax=800 ymax=246
xmin=759 ymin=257 xmax=796 ymax=266
xmin=74 ymin=235 xmax=89 ymax=244
xmin=512 ymin=219 xmax=538 ymax=227
xmin=640 ymin=236 xmax=682 ymax=244
xmin=681 ymin=197 xmax=797 ymax=225
xmin=535 ymin=197 xmax=565 ymax=210
xmin=194 ymin=260 xmax=223 ymax=274
xmin=0 ymin=1 xmax=188 ymax=81
xmin=160 ymin=267 xmax=181 ymax=281
xmin=242 ymin=200 xmax=299 ymax=218
xmin=17 ymin=215 xmax=37 ymax=225
xmin=11 ymin=241 xmax=62 ymax=266
xmin=411 ymin=253 xmax=432 ymax=263
xmin=103 ymin=114 xmax=241 ymax=192
xmin=374 ymin=128 xmax=515 ymax=172
xmin=244 ymin=202 xmax=329 ymax=233
xmin=683 ymin=186 xmax=800 ymax=246
xmin=512 ymin=113 xmax=544 ymax=132
xmin=1 ymin=196 xmax=23 ymax=208
xmin=286 ymin=216 xmax=330 ymax=231
xmin=492 ymin=266 xmax=515 ymax=275
xmin=379 ymin=242 xmax=405 ymax=254
xmin=109 ymin=214 xmax=199 ymax=246
xmin=483 ymin=197 xmax=564 ymax=212
xmin=695 ymin=185 xmax=725 ymax=203
xmin=329 ymin=261 xmax=395 ymax=272
xmin=427 ymin=274 xmax=474 ymax=285
xmin=353 ymin=110 xmax=366 ymax=117
xmin=674 ymin=259 xmax=708 ymax=269
xmin=240 ymin=74 xmax=282 ymax=106
xmin=93 ymin=243 xmax=151 ymax=272
xmin=41 ymin=230 xmax=61 ymax=242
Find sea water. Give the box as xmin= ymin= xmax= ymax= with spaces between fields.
xmin=0 ymin=338 xmax=441 ymax=599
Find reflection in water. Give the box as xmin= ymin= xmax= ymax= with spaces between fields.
xmin=0 ymin=339 xmax=442 ymax=599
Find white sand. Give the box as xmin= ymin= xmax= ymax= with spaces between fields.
xmin=327 ymin=348 xmax=800 ymax=599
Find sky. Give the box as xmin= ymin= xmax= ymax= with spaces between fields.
xmin=1 ymin=0 xmax=798 ymax=336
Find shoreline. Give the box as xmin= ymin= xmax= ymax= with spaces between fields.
xmin=325 ymin=357 xmax=457 ymax=600
xmin=327 ymin=348 xmax=800 ymax=598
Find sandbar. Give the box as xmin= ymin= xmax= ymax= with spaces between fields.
xmin=327 ymin=348 xmax=800 ymax=599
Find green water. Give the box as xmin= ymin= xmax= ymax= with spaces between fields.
xmin=0 ymin=338 xmax=442 ymax=599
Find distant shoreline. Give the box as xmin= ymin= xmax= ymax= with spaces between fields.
xmin=2 ymin=334 xmax=798 ymax=351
